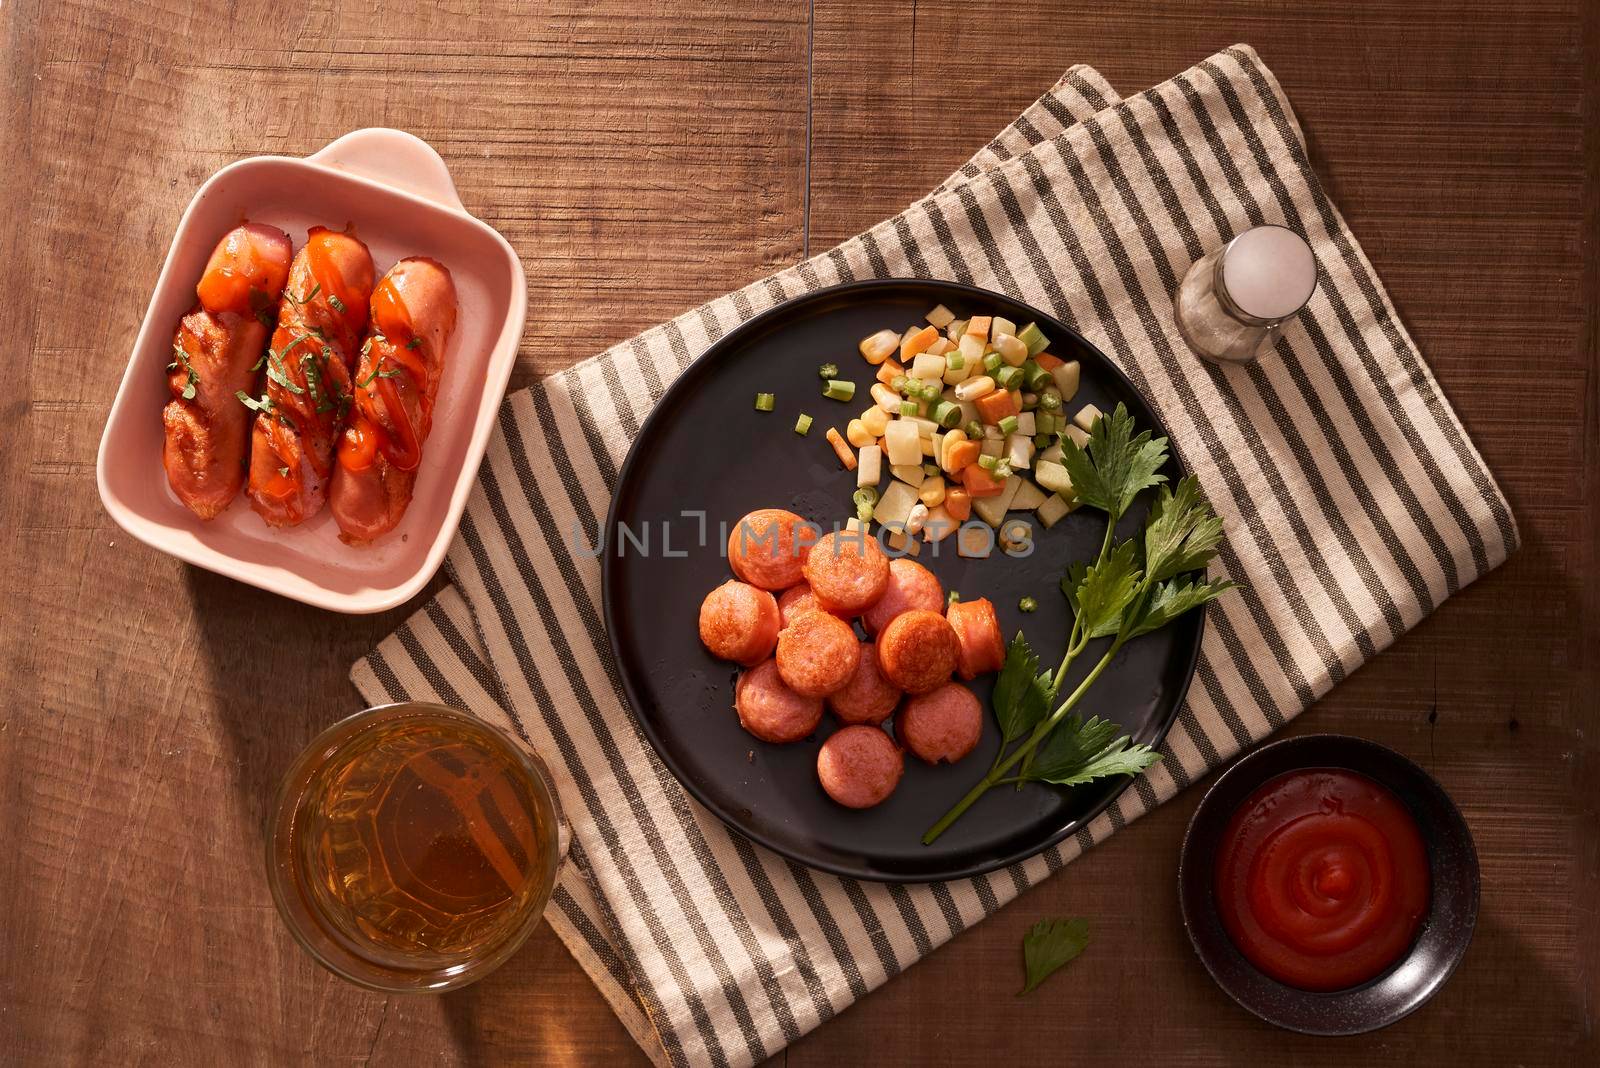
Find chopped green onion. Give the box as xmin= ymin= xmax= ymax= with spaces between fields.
xmin=994 ymin=459 xmax=1013 ymax=479
xmin=795 ymin=413 xmax=813 ymax=435
xmin=923 ymin=462 xmax=940 ymax=477
xmin=1034 ymin=433 xmax=1052 ymax=448
xmin=1035 ymin=411 xmax=1055 ymax=435
xmin=982 ymin=352 xmax=1003 ymax=374
xmin=964 ymin=419 xmax=984 ymax=440
xmin=931 ymin=400 xmax=963 ymax=429
xmin=823 ymin=379 xmax=857 ymax=402
xmin=1024 ymin=360 xmax=1053 ymax=392
xmin=978 ymin=454 xmax=998 ymax=472
xmin=1038 ymin=389 xmax=1063 ymax=412
xmin=818 ymin=362 xmax=839 ymax=379
xmin=852 ymin=487 xmax=879 ymax=522
xmin=995 ymin=365 xmax=1023 ymax=391
xmin=998 ymin=414 xmax=1019 ymax=435
xmin=947 ymin=590 xmax=961 ymax=605
xmin=1017 ymin=322 xmax=1049 ymax=355
xmin=900 ymin=400 xmax=920 ymax=416
xmin=945 ymin=352 xmax=965 ymax=371
xmin=755 ymin=392 xmax=776 ymax=412
xmin=891 ymin=374 xmax=910 ymax=393
xmin=1019 ymin=595 xmax=1038 ymax=613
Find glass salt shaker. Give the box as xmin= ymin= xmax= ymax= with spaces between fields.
xmin=1173 ymin=224 xmax=1318 ymax=365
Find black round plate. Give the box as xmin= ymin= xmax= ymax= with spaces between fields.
xmin=602 ymin=279 xmax=1202 ymax=882
xmin=1178 ymin=734 xmax=1480 ymax=1034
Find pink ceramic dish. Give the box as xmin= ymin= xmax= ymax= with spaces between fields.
xmin=98 ymin=129 xmax=525 ymax=614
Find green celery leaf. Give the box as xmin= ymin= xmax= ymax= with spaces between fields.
xmin=1026 ymin=714 xmax=1123 ymax=782
xmin=993 ymin=633 xmax=1051 ymax=748
xmin=1142 ymin=475 xmax=1226 ymax=583
xmin=1058 ymin=402 xmax=1169 ymax=521
xmin=1125 ymin=575 xmax=1238 ymax=640
xmin=1036 ymin=736 xmax=1162 ymax=788
xmin=1069 ymin=539 xmax=1142 ymax=639
xmin=1020 ymin=917 xmax=1091 ymax=995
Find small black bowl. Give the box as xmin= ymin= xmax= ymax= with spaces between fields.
xmin=1178 ymin=734 xmax=1479 ymax=1035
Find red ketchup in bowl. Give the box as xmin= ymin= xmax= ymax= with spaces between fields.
xmin=1214 ymin=768 xmax=1430 ymax=991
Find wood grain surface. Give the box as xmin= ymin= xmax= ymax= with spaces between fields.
xmin=1 ymin=0 xmax=1594 ymax=1064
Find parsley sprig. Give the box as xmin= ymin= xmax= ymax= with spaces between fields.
xmin=923 ymin=403 xmax=1238 ymax=845
xmin=1020 ymin=917 xmax=1090 ymax=995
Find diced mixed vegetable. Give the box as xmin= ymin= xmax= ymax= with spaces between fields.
xmin=817 ymin=305 xmax=1105 ymax=555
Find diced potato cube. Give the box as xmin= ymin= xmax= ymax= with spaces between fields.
xmin=890 ymin=463 xmax=925 ymax=487
xmin=980 ymin=437 xmax=1004 ymax=458
xmin=1037 ymin=493 xmax=1075 ymax=528
xmin=926 ymin=303 xmax=956 ymax=328
xmin=873 ymin=480 xmax=920 ymax=527
xmin=1073 ymin=404 xmax=1103 ymax=433
xmin=1034 ymin=459 xmax=1074 ymax=497
xmin=942 ymin=358 xmax=971 ymax=386
xmin=925 ymin=337 xmax=955 ymax=356
xmin=857 ymin=444 xmax=882 ymax=488
xmin=1006 ymin=434 xmax=1033 ymax=470
xmin=1039 ymin=443 xmax=1065 ymax=465
xmin=1052 ymin=360 xmax=1081 ymax=401
xmin=972 ymin=475 xmax=1022 ymax=527
xmin=992 ymin=316 xmax=1016 ymax=340
xmin=886 ymin=525 xmax=921 ymax=556
xmin=904 ymin=415 xmax=938 ymax=438
xmin=1063 ymin=424 xmax=1090 ymax=448
xmin=922 ymin=505 xmax=957 ymax=543
xmin=1011 ymin=477 xmax=1047 ymax=511
xmin=911 ymin=353 xmax=946 ymax=381
xmin=946 ymin=319 xmax=967 ymax=342
xmin=884 ymin=420 xmax=923 ymax=466
xmin=958 ymin=332 xmax=985 ymax=364
xmin=957 ymin=523 xmax=994 ymax=558
xmin=1015 ymin=411 xmax=1036 ymax=437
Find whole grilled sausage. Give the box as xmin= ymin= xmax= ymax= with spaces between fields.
xmin=246 ymin=226 xmax=374 ymax=527
xmin=329 ymin=257 xmax=457 ymax=543
xmin=161 ymin=223 xmax=291 ymax=518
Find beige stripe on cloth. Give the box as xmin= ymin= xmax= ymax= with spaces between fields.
xmin=351 ymin=46 xmax=1514 ymax=1068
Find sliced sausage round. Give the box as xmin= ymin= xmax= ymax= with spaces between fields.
xmin=817 ymin=725 xmax=904 ymax=809
xmin=861 ymin=558 xmax=945 ymax=635
xmin=876 ymin=609 xmax=960 ymax=695
xmin=801 ymin=529 xmax=889 ymax=614
xmin=735 ymin=660 xmax=823 ymax=743
xmin=946 ymin=597 xmax=1007 ymax=680
xmin=775 ymin=610 xmax=858 ymax=697
xmin=826 ymin=642 xmax=902 ymax=725
xmin=728 ymin=508 xmax=813 ymax=591
xmin=776 ymin=582 xmax=846 ymax=629
xmin=698 ymin=579 xmax=781 ymax=666
xmin=898 ymin=682 xmax=984 ymax=764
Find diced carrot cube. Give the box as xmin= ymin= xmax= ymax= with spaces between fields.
xmin=899 ymin=325 xmax=938 ymax=362
xmin=946 ymin=439 xmax=980 ymax=473
xmin=945 ymin=487 xmax=972 ymax=521
xmin=876 ymin=358 xmax=906 ymax=387
xmin=974 ymin=389 xmax=1018 ymax=423
xmin=1034 ymin=353 xmax=1063 ymax=370
xmin=962 ymin=465 xmax=1005 ymax=498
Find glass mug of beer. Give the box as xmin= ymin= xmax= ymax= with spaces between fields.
xmin=267 ymin=702 xmax=566 ymax=992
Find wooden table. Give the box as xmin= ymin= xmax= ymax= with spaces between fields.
xmin=4 ymin=0 xmax=1595 ymax=1063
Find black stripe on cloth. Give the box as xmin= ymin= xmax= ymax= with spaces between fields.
xmin=1012 ymin=152 xmax=1288 ymax=742
xmin=890 ymin=213 xmax=933 ymax=278
xmin=422 ymin=599 xmax=509 ymax=708
xmin=1219 ymin=47 xmax=1516 ymax=561
xmin=553 ymin=882 xmax=643 ymax=1005
xmin=1108 ymin=99 xmax=1433 ymax=631
xmin=780 ymin=860 xmax=869 ymax=1000
xmin=1078 ymin=113 xmax=1397 ymax=661
xmin=1012 ymin=114 xmax=1044 ymax=146
xmin=859 ymin=229 xmax=891 ymax=278
xmin=513 ymin=386 xmax=837 ymax=1038
xmin=1063 ymin=69 xmax=1112 ymax=111
xmin=952 ymin=183 xmax=1024 ymax=299
xmin=827 ymin=246 xmax=856 ymax=284
xmin=1169 ymin=70 xmax=1466 ymax=597
xmin=1043 ymin=131 xmax=1332 ymax=716
xmin=836 ymin=877 xmax=902 ymax=979
xmin=920 ymin=200 xmax=977 ymax=285
xmin=454 ymin=509 xmax=719 ymax=1068
xmin=493 ymin=399 xmax=797 ymax=1054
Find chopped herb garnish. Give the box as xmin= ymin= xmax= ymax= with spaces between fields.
xmin=327 ymin=294 xmax=346 ymax=314
xmin=170 ymin=344 xmax=199 ymax=400
xmin=284 ymin=282 xmax=321 ymax=307
xmin=266 ymin=361 xmax=305 ymax=395
xmin=1019 ymin=596 xmax=1038 ymax=613
xmin=406 ymin=337 xmax=422 ymax=350
xmin=236 ymin=390 xmax=273 ymax=414
xmin=357 ymin=357 xmax=404 ymax=389
xmin=277 ymin=465 xmax=290 ymax=477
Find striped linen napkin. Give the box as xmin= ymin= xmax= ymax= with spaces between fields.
xmin=351 ymin=45 xmax=1515 ymax=1068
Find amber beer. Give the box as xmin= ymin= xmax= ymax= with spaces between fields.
xmin=268 ymin=703 xmax=563 ymax=991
